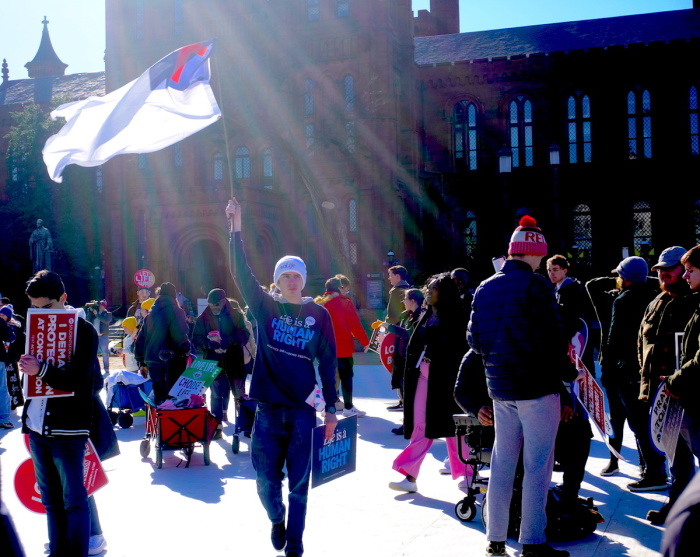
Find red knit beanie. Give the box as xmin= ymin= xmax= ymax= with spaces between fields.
xmin=508 ymin=215 xmax=548 ymax=257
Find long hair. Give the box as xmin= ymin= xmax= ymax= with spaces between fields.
xmin=426 ymin=272 xmax=461 ymax=317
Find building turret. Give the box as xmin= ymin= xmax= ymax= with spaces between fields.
xmin=414 ymin=0 xmax=459 ymax=37
xmin=24 ymin=17 xmax=68 ymax=78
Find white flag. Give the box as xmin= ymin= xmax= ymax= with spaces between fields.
xmin=43 ymin=40 xmax=221 ymax=183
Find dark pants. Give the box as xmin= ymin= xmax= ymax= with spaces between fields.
xmin=148 ymin=357 xmax=186 ymax=405
xmin=251 ymin=403 xmax=316 ymax=556
xmin=210 ymin=370 xmax=245 ymax=423
xmin=29 ymin=432 xmax=89 ymax=557
xmin=555 ymin=413 xmax=593 ymax=501
xmin=337 ymin=357 xmax=355 ymax=409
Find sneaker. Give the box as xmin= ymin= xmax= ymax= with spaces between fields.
xmin=389 ymin=478 xmax=417 ymax=493
xmin=88 ymin=534 xmax=107 ymax=555
xmin=391 ymin=425 xmax=404 ymax=435
xmin=600 ymin=460 xmax=619 ymax=477
xmin=387 ymin=402 xmax=403 ymax=411
xmin=342 ymin=406 xmax=366 ymax=418
xmin=212 ymin=428 xmax=223 ymax=440
xmin=286 ymin=551 xmax=301 ymax=557
xmin=647 ymin=502 xmax=671 ymax=525
xmin=0 ymin=422 xmax=14 ymax=429
xmin=222 ymin=411 xmax=228 ymax=422
xmin=439 ymin=457 xmax=451 ymax=474
xmin=522 ymin=543 xmax=569 ymax=557
xmin=335 ymin=400 xmax=345 ymax=411
xmin=271 ymin=521 xmax=286 ymax=551
xmin=627 ymin=475 xmax=668 ymax=492
xmin=486 ymin=541 xmax=506 ymax=556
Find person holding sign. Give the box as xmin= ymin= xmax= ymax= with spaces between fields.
xmin=226 ymin=198 xmax=338 ymax=557
xmin=18 ymin=270 xmax=102 ymax=557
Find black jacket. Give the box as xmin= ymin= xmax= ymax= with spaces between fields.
xmin=135 ymin=295 xmax=190 ymax=366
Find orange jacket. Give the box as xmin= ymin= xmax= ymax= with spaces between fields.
xmin=322 ymin=294 xmax=370 ymax=358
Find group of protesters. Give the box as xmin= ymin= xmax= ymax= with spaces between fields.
xmin=5 ymin=203 xmax=700 ymax=557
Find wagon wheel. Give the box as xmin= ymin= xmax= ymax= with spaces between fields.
xmin=139 ymin=439 xmax=151 ymax=458
xmin=203 ymin=444 xmax=211 ymax=466
xmin=231 ymin=434 xmax=240 ymax=455
xmin=156 ymin=447 xmax=163 ymax=469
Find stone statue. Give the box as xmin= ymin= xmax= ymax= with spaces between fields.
xmin=29 ymin=219 xmax=54 ymax=273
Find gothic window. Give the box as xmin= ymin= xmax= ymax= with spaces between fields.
xmin=308 ymin=0 xmax=320 ymax=21
xmin=304 ymin=79 xmax=314 ymax=116
xmin=572 ymin=203 xmax=593 ymax=261
xmin=454 ymin=100 xmax=478 ymax=170
xmin=691 ymin=86 xmax=699 ymax=156
xmin=305 ymin=124 xmax=315 ymax=149
xmin=346 ymin=120 xmax=356 ymax=153
xmin=344 ymin=75 xmax=355 ymax=112
xmin=234 ymin=147 xmax=250 ymax=179
xmin=628 ymin=89 xmax=652 ymax=159
xmin=632 ymin=201 xmax=653 ymax=256
xmin=509 ymin=96 xmax=533 ymax=167
xmin=213 ymin=152 xmax=223 ymax=192
xmin=96 ymin=166 xmax=103 ymax=194
xmin=337 ymin=0 xmax=349 ymax=18
xmin=262 ymin=148 xmax=273 ymax=188
xmin=463 ymin=210 xmax=477 ymax=256
xmin=349 ymin=199 xmax=358 ymax=232
xmin=567 ymin=94 xmax=592 ymax=163
xmin=350 ymin=242 xmax=358 ymax=265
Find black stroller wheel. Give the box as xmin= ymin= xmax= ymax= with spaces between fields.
xmin=203 ymin=444 xmax=211 ymax=466
xmin=118 ymin=413 xmax=134 ymax=429
xmin=109 ymin=410 xmax=118 ymax=426
xmin=156 ymin=447 xmax=163 ymax=469
xmin=455 ymin=498 xmax=477 ymax=522
xmin=231 ymin=434 xmax=240 ymax=454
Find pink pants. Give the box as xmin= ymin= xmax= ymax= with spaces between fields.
xmin=392 ymin=361 xmax=469 ymax=480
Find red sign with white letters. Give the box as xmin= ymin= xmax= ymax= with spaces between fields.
xmin=133 ymin=269 xmax=156 ymax=289
xmin=23 ymin=309 xmax=78 ymax=399
xmin=379 ymin=332 xmax=397 ymax=373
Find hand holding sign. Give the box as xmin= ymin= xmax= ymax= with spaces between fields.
xmin=18 ymin=354 xmax=40 ymax=376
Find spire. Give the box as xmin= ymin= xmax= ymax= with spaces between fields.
xmin=1 ymin=59 xmax=8 ymax=87
xmin=24 ymin=16 xmax=68 ymax=78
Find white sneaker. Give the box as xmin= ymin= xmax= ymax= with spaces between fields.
xmin=89 ymin=534 xmax=107 ymax=555
xmin=389 ymin=478 xmax=417 ymax=492
xmin=439 ymin=457 xmax=451 ymax=474
xmin=342 ymin=406 xmax=366 ymax=418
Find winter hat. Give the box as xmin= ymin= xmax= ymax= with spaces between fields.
xmin=508 ymin=215 xmax=548 ymax=257
xmin=122 ymin=316 xmax=137 ymax=333
xmin=141 ymin=298 xmax=156 ymax=311
xmin=159 ymin=282 xmax=177 ymax=298
xmin=273 ymin=256 xmax=307 ymax=289
xmin=652 ymin=246 xmax=687 ymax=270
xmin=207 ymin=288 xmax=227 ymax=304
xmin=613 ymin=256 xmax=648 ymax=282
xmin=0 ymin=305 xmax=13 ymax=320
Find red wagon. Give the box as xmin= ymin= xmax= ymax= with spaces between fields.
xmin=140 ymin=405 xmax=219 ymax=468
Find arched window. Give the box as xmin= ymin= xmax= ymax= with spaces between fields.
xmin=509 ymin=96 xmax=533 ymax=167
xmin=567 ymin=94 xmax=592 ymax=163
xmin=344 ymin=75 xmax=355 ymax=112
xmin=463 ymin=210 xmax=477 ymax=256
xmin=95 ymin=166 xmax=103 ymax=194
xmin=632 ymin=201 xmax=653 ymax=256
xmin=213 ymin=152 xmax=224 ymax=191
xmin=308 ymin=0 xmax=320 ymax=22
xmin=337 ymin=0 xmax=349 ymax=18
xmin=346 ymin=120 xmax=356 ymax=153
xmin=628 ymin=89 xmax=652 ymax=159
xmin=262 ymin=148 xmax=273 ymax=188
xmin=234 ymin=147 xmax=250 ymax=179
xmin=304 ymin=79 xmax=314 ymax=116
xmin=691 ymin=86 xmax=699 ymax=155
xmin=454 ymin=100 xmax=478 ymax=170
xmin=349 ymin=199 xmax=358 ymax=232
xmin=572 ymin=203 xmax=593 ymax=262
xmin=305 ymin=124 xmax=315 ymax=149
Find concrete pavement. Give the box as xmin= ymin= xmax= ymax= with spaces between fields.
xmin=0 ymin=352 xmax=668 ymax=556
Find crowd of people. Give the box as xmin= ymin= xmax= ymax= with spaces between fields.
xmin=3 ymin=203 xmax=700 ymax=557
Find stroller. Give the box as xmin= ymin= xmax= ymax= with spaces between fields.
xmin=106 ymin=372 xmax=153 ymax=429
xmin=453 ymin=413 xmax=493 ymax=522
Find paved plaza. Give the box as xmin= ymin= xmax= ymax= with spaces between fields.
xmin=1 ymin=352 xmax=668 ymax=556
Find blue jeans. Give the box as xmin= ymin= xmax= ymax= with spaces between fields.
xmin=0 ymin=361 xmax=10 ymax=422
xmin=97 ymin=335 xmax=110 ymax=373
xmin=486 ymin=394 xmax=560 ymax=545
xmin=251 ymin=403 xmax=316 ymax=556
xmin=29 ymin=432 xmax=89 ymax=557
xmin=210 ymin=371 xmax=245 ymax=423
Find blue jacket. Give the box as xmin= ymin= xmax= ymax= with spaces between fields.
xmin=468 ymin=259 xmax=575 ymax=401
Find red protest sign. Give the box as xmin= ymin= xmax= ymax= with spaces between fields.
xmin=379 ymin=332 xmax=397 ymax=373
xmin=15 ymin=440 xmax=109 ymax=514
xmin=134 ymin=269 xmax=155 ymax=289
xmin=23 ymin=309 xmax=78 ymax=399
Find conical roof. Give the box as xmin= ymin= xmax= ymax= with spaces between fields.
xmin=25 ymin=16 xmax=68 ymax=78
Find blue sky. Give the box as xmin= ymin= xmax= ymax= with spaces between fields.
xmin=0 ymin=1 xmax=692 ymax=78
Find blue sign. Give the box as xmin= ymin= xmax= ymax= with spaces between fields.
xmin=311 ymin=416 xmax=357 ymax=488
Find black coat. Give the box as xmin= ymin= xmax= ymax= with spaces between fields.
xmin=402 ymin=306 xmax=468 ymax=440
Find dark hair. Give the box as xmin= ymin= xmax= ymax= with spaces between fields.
xmin=546 ymin=254 xmax=569 ymax=269
xmin=389 ymin=265 xmax=408 ymax=280
xmin=405 ymin=288 xmax=425 ymax=307
xmin=335 ymin=274 xmax=350 ymax=288
xmin=324 ymin=277 xmax=342 ymax=293
xmin=159 ymin=282 xmax=177 ymax=298
xmin=26 ymin=270 xmax=65 ymax=301
xmin=426 ymin=272 xmax=461 ymax=313
xmin=681 ymin=246 xmax=700 ymax=268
